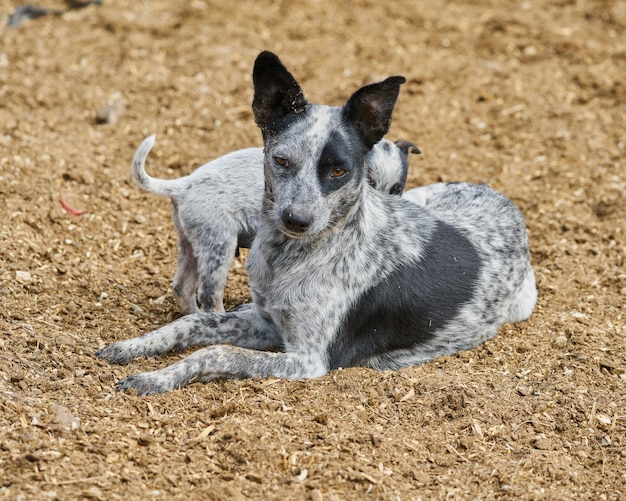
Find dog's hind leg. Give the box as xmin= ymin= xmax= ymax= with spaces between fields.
xmin=507 ymin=267 xmax=537 ymax=323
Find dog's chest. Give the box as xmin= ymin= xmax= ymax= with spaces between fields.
xmin=247 ymin=235 xmax=371 ymax=337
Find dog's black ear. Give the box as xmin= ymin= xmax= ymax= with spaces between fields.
xmin=252 ymin=51 xmax=307 ymax=139
xmin=343 ymin=76 xmax=406 ymax=149
xmin=394 ymin=139 xmax=421 ymax=156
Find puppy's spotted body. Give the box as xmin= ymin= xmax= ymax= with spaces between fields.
xmin=97 ymin=52 xmax=536 ymax=395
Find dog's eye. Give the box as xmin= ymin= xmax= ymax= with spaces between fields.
xmin=390 ymin=183 xmax=403 ymax=195
xmin=275 ymin=156 xmax=288 ymax=167
xmin=331 ymin=167 xmax=347 ymax=178
xmin=366 ymin=174 xmax=376 ymax=187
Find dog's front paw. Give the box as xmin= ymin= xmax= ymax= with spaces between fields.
xmin=96 ymin=341 xmax=139 ymax=365
xmin=116 ymin=372 xmax=179 ymax=396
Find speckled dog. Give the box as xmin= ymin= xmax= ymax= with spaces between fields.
xmin=132 ymin=135 xmax=419 ymax=314
xmin=97 ymin=51 xmax=536 ymax=395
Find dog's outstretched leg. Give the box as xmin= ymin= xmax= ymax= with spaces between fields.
xmin=115 ymin=347 xmax=324 ymax=395
xmin=97 ymin=304 xmax=326 ymax=395
xmin=96 ymin=304 xmax=280 ymax=365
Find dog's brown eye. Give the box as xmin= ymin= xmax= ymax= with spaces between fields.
xmin=367 ymin=174 xmax=376 ymax=187
xmin=275 ymin=156 xmax=288 ymax=167
xmin=331 ymin=167 xmax=346 ymax=178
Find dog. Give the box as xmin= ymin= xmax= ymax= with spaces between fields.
xmin=97 ymin=51 xmax=536 ymax=395
xmin=132 ymin=136 xmax=419 ymax=314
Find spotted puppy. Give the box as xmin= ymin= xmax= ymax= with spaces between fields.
xmin=132 ymin=136 xmax=419 ymax=314
xmin=97 ymin=51 xmax=536 ymax=395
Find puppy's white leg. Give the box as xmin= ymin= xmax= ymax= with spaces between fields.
xmin=171 ymin=205 xmax=200 ymax=314
xmin=195 ymin=233 xmax=239 ymax=313
xmin=96 ymin=304 xmax=280 ymax=365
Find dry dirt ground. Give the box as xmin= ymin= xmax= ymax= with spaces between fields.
xmin=1 ymin=0 xmax=625 ymax=499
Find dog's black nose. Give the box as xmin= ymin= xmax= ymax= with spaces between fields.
xmin=282 ymin=210 xmax=311 ymax=233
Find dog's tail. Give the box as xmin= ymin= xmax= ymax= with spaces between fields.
xmin=131 ymin=135 xmax=179 ymax=197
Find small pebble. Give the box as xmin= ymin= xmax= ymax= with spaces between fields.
xmin=15 ymin=270 xmax=32 ymax=283
xmin=596 ymin=414 xmax=612 ymax=429
xmin=310 ymin=489 xmax=323 ymax=501
xmin=153 ymin=295 xmax=166 ymax=305
xmin=51 ymin=404 xmax=80 ymax=430
xmin=532 ymin=438 xmax=554 ymax=450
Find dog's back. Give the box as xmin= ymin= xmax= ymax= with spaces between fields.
xmin=131 ymin=134 xmax=264 ymax=203
xmin=404 ymin=182 xmax=537 ymax=324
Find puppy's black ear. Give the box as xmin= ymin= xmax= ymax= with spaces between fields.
xmin=252 ymin=51 xmax=307 ymax=139
xmin=393 ymin=139 xmax=420 ymax=194
xmin=394 ymin=139 xmax=421 ymax=156
xmin=343 ymin=76 xmax=406 ymax=149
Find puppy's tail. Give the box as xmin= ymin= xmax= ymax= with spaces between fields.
xmin=131 ymin=135 xmax=178 ymax=197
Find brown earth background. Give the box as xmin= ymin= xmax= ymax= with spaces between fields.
xmin=1 ymin=0 xmax=625 ymax=499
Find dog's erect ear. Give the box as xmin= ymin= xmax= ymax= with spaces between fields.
xmin=394 ymin=139 xmax=421 ymax=156
xmin=343 ymin=76 xmax=406 ymax=149
xmin=252 ymin=51 xmax=307 ymax=138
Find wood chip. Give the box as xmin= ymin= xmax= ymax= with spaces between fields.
xmin=193 ymin=425 xmax=216 ymax=441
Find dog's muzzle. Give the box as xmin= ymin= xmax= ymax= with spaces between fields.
xmin=281 ymin=209 xmax=311 ymax=234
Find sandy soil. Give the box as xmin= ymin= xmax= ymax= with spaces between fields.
xmin=1 ymin=0 xmax=625 ymax=499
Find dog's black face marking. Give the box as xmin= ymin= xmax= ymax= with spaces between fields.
xmin=316 ymin=130 xmax=364 ymax=195
xmin=328 ymin=221 xmax=482 ymax=369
